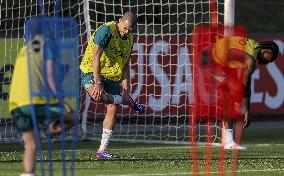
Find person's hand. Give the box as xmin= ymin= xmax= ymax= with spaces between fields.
xmin=122 ymin=92 xmax=131 ymax=105
xmin=243 ymin=111 xmax=250 ymax=128
xmin=121 ymin=83 xmax=131 ymax=105
xmin=90 ymin=82 xmax=104 ymax=101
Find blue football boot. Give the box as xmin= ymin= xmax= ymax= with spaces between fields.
xmin=129 ymin=97 xmax=145 ymax=113
xmin=96 ymin=150 xmax=116 ymax=159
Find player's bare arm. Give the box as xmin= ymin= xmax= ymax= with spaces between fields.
xmin=47 ymin=59 xmax=72 ymax=109
xmin=121 ymin=60 xmax=131 ymax=104
xmin=90 ymin=44 xmax=104 ymax=101
xmin=47 ymin=57 xmax=74 ymax=108
xmin=120 ymin=42 xmax=134 ymax=104
xmin=242 ymin=53 xmax=256 ymax=128
xmin=46 ymin=59 xmax=57 ymax=93
xmin=46 ymin=58 xmax=73 ymax=134
xmin=121 ymin=63 xmax=130 ymax=93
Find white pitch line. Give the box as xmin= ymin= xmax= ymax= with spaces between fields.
xmin=61 ymin=143 xmax=284 ymax=152
xmin=1 ymin=143 xmax=282 ymax=153
xmin=98 ymin=169 xmax=284 ymax=176
xmin=110 ymin=146 xmax=189 ymax=151
xmin=246 ymin=143 xmax=284 ymax=146
xmin=102 ymin=143 xmax=284 ymax=151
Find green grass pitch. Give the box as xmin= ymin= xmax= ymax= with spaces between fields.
xmin=0 ymin=39 xmax=283 ymax=175
xmin=0 ymin=127 xmax=283 ymax=176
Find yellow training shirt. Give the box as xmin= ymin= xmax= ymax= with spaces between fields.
xmin=9 ymin=36 xmax=57 ymax=112
xmin=80 ymin=21 xmax=133 ymax=81
xmin=212 ymin=36 xmax=260 ymax=68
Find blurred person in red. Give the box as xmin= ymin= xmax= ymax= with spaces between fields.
xmin=210 ymin=35 xmax=279 ymax=150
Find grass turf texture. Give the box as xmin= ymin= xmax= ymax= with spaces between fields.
xmin=0 ymin=128 xmax=283 ymax=175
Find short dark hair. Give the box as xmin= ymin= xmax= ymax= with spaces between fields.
xmin=259 ymin=41 xmax=279 ymax=62
xmin=121 ymin=12 xmax=137 ymax=26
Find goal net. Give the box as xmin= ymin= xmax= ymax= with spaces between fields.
xmin=80 ymin=0 xmax=225 ymax=144
xmin=0 ymin=0 xmax=84 ymax=142
xmin=0 ymin=0 xmax=225 ymax=144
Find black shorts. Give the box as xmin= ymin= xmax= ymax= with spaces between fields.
xmin=81 ymin=72 xmax=120 ymax=95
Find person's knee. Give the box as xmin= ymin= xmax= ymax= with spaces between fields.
xmin=101 ymin=94 xmax=114 ymax=104
xmin=107 ymin=104 xmax=117 ymax=111
xmin=87 ymin=86 xmax=114 ymax=104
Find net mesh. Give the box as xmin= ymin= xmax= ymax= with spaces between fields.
xmin=80 ymin=0 xmax=224 ymax=144
xmin=0 ymin=0 xmax=225 ymax=144
xmin=0 ymin=0 xmax=84 ymax=142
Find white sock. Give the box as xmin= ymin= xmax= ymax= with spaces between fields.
xmin=222 ymin=128 xmax=234 ymax=145
xmin=99 ymin=128 xmax=113 ymax=151
xmin=20 ymin=173 xmax=35 ymax=176
xmin=112 ymin=95 xmax=122 ymax=104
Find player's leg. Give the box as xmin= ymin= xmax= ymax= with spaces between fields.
xmin=217 ymin=76 xmax=246 ymax=176
xmin=216 ymin=74 xmax=246 ymax=150
xmin=88 ymin=85 xmax=143 ymax=111
xmin=12 ymin=107 xmax=37 ymax=176
xmin=222 ymin=118 xmax=247 ymax=150
xmin=95 ymin=77 xmax=120 ymax=159
xmin=221 ymin=117 xmax=246 ymax=150
xmin=87 ymin=86 xmax=122 ymax=104
xmin=96 ymin=103 xmax=117 ymax=159
xmin=82 ymin=72 xmax=144 ymax=112
xmin=32 ymin=100 xmax=76 ymax=176
xmin=81 ymin=72 xmax=119 ymax=103
xmin=22 ymin=131 xmax=36 ymax=175
xmin=221 ymin=120 xmax=233 ymax=145
xmin=41 ymin=103 xmax=75 ymax=175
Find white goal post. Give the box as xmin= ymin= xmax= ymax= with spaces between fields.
xmin=0 ymin=0 xmax=234 ymax=144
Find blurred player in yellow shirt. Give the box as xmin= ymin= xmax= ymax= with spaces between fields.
xmin=211 ymin=36 xmax=279 ymax=150
xmin=9 ymin=35 xmax=73 ymax=176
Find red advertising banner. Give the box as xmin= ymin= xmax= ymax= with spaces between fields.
xmin=251 ymin=37 xmax=284 ymax=113
xmin=80 ymin=35 xmax=284 ymax=116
